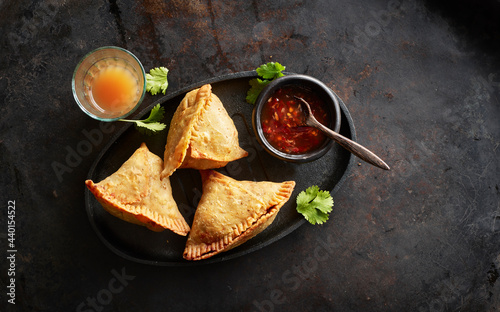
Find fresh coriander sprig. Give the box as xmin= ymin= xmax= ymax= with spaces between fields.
xmin=146 ymin=67 xmax=169 ymax=95
xmin=256 ymin=62 xmax=286 ymax=80
xmin=296 ymin=185 xmax=334 ymax=225
xmin=119 ymin=104 xmax=166 ymax=135
xmin=245 ymin=78 xmax=270 ymax=106
xmin=246 ymin=62 xmax=286 ymax=104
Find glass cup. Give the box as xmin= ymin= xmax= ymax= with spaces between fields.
xmin=72 ymin=46 xmax=146 ymax=121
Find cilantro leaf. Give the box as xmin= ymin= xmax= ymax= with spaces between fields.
xmin=134 ymin=121 xmax=166 ymax=136
xmin=256 ymin=62 xmax=286 ymax=80
xmin=146 ymin=67 xmax=169 ymax=95
xmin=119 ymin=104 xmax=166 ymax=135
xmin=141 ymin=103 xmax=165 ymax=123
xmin=296 ymin=185 xmax=334 ymax=225
xmin=246 ymin=78 xmax=270 ymax=105
xmin=246 ymin=62 xmax=286 ymax=105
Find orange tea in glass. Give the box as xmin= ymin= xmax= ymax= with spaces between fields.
xmin=72 ymin=46 xmax=146 ymax=121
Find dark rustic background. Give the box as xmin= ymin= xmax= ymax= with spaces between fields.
xmin=1 ymin=0 xmax=499 ymax=311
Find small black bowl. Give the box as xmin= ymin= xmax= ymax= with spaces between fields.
xmin=252 ymin=74 xmax=342 ymax=162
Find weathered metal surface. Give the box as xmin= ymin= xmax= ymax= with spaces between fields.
xmin=1 ymin=0 xmax=499 ymax=311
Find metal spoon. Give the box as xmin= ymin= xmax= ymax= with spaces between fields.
xmin=294 ymin=96 xmax=390 ymax=170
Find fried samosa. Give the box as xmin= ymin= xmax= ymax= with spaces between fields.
xmin=183 ymin=170 xmax=295 ymax=260
xmin=85 ymin=143 xmax=190 ymax=236
xmin=161 ymin=84 xmax=248 ymax=178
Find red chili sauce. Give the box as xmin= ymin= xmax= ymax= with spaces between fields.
xmin=260 ymin=85 xmax=329 ymax=154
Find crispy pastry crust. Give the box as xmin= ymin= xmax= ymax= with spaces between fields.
xmin=183 ymin=170 xmax=295 ymax=260
xmin=161 ymin=84 xmax=248 ymax=178
xmin=85 ymin=143 xmax=190 ymax=236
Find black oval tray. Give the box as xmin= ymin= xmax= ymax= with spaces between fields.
xmin=85 ymin=71 xmax=356 ymax=266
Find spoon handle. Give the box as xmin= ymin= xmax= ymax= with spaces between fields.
xmin=312 ymin=120 xmax=390 ymax=170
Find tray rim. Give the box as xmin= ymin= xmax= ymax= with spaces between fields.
xmin=85 ymin=70 xmax=357 ymax=266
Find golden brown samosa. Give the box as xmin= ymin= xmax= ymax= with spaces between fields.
xmin=85 ymin=143 xmax=190 ymax=236
xmin=161 ymin=84 xmax=248 ymax=178
xmin=183 ymin=170 xmax=295 ymax=260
